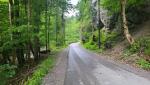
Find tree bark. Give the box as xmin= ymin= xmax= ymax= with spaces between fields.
xmin=120 ymin=0 xmax=134 ymax=45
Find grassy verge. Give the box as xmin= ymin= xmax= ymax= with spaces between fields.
xmin=123 ymin=37 xmax=150 ymax=70
xmin=24 ymin=54 xmax=57 ymax=85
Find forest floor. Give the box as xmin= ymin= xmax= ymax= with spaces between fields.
xmin=101 ymin=20 xmax=150 ymax=71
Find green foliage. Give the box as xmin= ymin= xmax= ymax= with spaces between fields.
xmin=145 ymin=48 xmax=150 ymax=56
xmin=137 ymin=59 xmax=150 ymax=70
xmin=65 ymin=17 xmax=80 ymax=45
xmin=101 ymin=0 xmax=147 ymax=13
xmin=24 ymin=57 xmax=55 ymax=85
xmin=84 ymin=40 xmax=98 ymax=50
xmin=129 ymin=41 xmax=141 ymax=53
xmin=101 ymin=0 xmax=120 ymax=12
xmin=124 ymin=37 xmax=150 ymax=57
xmin=0 ymin=64 xmax=16 ymax=85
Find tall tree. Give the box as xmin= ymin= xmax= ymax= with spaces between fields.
xmin=97 ymin=0 xmax=104 ymax=49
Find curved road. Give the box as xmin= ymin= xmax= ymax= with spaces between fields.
xmin=64 ymin=43 xmax=150 ymax=85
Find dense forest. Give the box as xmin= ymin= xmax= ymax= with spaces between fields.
xmin=0 ymin=0 xmax=72 ymax=84
xmin=0 ymin=0 xmax=150 ymax=85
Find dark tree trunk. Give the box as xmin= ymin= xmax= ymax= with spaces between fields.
xmin=61 ymin=10 xmax=65 ymax=45
xmin=97 ymin=0 xmax=104 ymax=49
xmin=45 ymin=0 xmax=48 ymax=51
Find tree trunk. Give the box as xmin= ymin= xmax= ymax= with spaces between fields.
xmin=61 ymin=10 xmax=65 ymax=45
xmin=9 ymin=0 xmax=16 ymax=64
xmin=97 ymin=0 xmax=104 ymax=49
xmin=9 ymin=0 xmax=13 ymax=26
xmin=120 ymin=0 xmax=134 ymax=45
xmin=45 ymin=0 xmax=48 ymax=51
xmin=27 ymin=0 xmax=31 ymax=59
xmin=48 ymin=14 xmax=50 ymax=49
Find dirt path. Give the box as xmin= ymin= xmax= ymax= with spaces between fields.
xmin=42 ymin=49 xmax=69 ymax=85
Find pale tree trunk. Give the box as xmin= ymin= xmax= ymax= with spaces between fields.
xmin=9 ymin=0 xmax=13 ymax=26
xmin=120 ymin=0 xmax=134 ymax=44
xmin=9 ymin=0 xmax=17 ymax=65
xmin=27 ymin=0 xmax=31 ymax=59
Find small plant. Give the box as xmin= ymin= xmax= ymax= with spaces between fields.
xmin=144 ymin=39 xmax=150 ymax=56
xmin=129 ymin=41 xmax=140 ymax=53
xmin=137 ymin=59 xmax=150 ymax=70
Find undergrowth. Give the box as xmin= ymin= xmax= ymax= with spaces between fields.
xmin=137 ymin=59 xmax=150 ymax=70
xmin=124 ymin=37 xmax=150 ymax=56
xmin=0 ymin=64 xmax=16 ymax=85
xmin=123 ymin=37 xmax=150 ymax=70
xmin=24 ymin=56 xmax=56 ymax=85
xmin=83 ymin=30 xmax=118 ymax=52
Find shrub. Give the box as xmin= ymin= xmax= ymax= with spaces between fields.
xmin=0 ymin=64 xmax=16 ymax=85
xmin=84 ymin=41 xmax=98 ymax=50
xmin=126 ymin=37 xmax=150 ymax=55
xmin=129 ymin=41 xmax=140 ymax=53
xmin=137 ymin=59 xmax=150 ymax=70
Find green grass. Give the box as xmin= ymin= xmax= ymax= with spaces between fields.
xmin=24 ymin=56 xmax=56 ymax=85
xmin=137 ymin=59 xmax=150 ymax=70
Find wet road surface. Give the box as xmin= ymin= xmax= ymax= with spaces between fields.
xmin=64 ymin=43 xmax=150 ymax=85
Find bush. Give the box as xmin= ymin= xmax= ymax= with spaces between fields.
xmin=129 ymin=41 xmax=140 ymax=53
xmin=84 ymin=41 xmax=98 ymax=50
xmin=0 ymin=64 xmax=16 ymax=85
xmin=137 ymin=59 xmax=150 ymax=70
xmin=126 ymin=37 xmax=150 ymax=55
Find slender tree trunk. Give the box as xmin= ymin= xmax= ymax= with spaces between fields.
xmin=120 ymin=0 xmax=134 ymax=44
xmin=9 ymin=0 xmax=16 ymax=64
xmin=27 ymin=0 xmax=31 ymax=59
xmin=48 ymin=14 xmax=50 ymax=49
xmin=97 ymin=0 xmax=101 ymax=49
xmin=55 ymin=14 xmax=58 ymax=46
xmin=45 ymin=0 xmax=48 ymax=51
xmin=9 ymin=0 xmax=13 ymax=26
xmin=61 ymin=10 xmax=65 ymax=45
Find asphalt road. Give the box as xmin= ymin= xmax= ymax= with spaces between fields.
xmin=64 ymin=43 xmax=150 ymax=85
